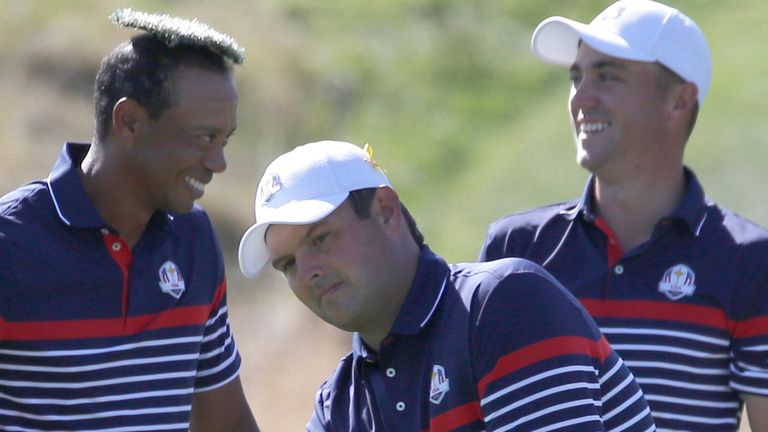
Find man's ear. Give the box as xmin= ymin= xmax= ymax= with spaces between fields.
xmin=112 ymin=97 xmax=147 ymax=140
xmin=371 ymin=187 xmax=403 ymax=234
xmin=670 ymin=82 xmax=698 ymax=115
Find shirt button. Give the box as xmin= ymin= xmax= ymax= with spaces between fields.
xmin=614 ymin=264 xmax=624 ymax=275
xmin=386 ymin=368 xmax=396 ymax=378
xmin=112 ymin=242 xmax=121 ymax=251
xmin=396 ymin=402 xmax=405 ymax=411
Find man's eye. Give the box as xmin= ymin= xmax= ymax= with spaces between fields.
xmin=569 ymin=74 xmax=582 ymax=85
xmin=313 ymin=233 xmax=330 ymax=247
xmin=598 ymin=73 xmax=616 ymax=82
xmin=280 ymin=259 xmax=295 ymax=274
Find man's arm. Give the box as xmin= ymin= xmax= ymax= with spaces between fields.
xmin=468 ymin=263 xmax=654 ymax=431
xmin=189 ymin=376 xmax=260 ymax=432
xmin=744 ymin=394 xmax=768 ymax=431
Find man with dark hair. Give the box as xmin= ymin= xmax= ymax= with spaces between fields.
xmin=0 ymin=9 xmax=259 ymax=431
xmin=479 ymin=0 xmax=768 ymax=430
xmin=238 ymin=140 xmax=655 ymax=431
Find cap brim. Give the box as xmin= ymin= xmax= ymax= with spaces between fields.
xmin=237 ymin=192 xmax=350 ymax=279
xmin=532 ymin=16 xmax=655 ymax=66
xmin=238 ymin=223 xmax=270 ymax=279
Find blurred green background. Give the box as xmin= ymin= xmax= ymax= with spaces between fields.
xmin=0 ymin=0 xmax=762 ymax=430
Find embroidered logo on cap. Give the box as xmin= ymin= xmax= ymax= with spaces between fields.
xmin=159 ymin=261 xmax=185 ymax=299
xmin=258 ymin=173 xmax=282 ymax=206
xmin=658 ymin=264 xmax=696 ymax=301
xmin=600 ymin=4 xmax=627 ymax=21
xmin=429 ymin=365 xmax=450 ymax=404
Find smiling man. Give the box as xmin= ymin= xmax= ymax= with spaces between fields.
xmin=479 ymin=1 xmax=768 ymax=430
xmin=0 ymin=10 xmax=258 ymax=432
xmin=238 ymin=140 xmax=654 ymax=431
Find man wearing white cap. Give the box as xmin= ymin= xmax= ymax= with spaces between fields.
xmin=239 ymin=140 xmax=655 ymax=431
xmin=479 ymin=1 xmax=768 ymax=430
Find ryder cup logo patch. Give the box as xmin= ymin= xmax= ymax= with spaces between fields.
xmin=258 ymin=173 xmax=282 ymax=206
xmin=158 ymin=261 xmax=185 ymax=299
xmin=429 ymin=365 xmax=450 ymax=404
xmin=600 ymin=4 xmax=627 ymax=22
xmin=658 ymin=264 xmax=696 ymax=301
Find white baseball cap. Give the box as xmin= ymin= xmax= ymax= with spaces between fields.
xmin=531 ymin=0 xmax=712 ymax=104
xmin=238 ymin=140 xmax=391 ymax=278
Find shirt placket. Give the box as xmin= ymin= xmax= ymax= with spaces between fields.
xmin=100 ymin=228 xmax=132 ymax=327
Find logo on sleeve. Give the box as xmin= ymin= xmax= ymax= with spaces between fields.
xmin=429 ymin=365 xmax=450 ymax=404
xmin=658 ymin=264 xmax=696 ymax=301
xmin=158 ymin=261 xmax=186 ymax=299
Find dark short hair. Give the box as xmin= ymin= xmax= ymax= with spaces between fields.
xmin=348 ymin=188 xmax=425 ymax=247
xmin=656 ymin=62 xmax=699 ymax=139
xmin=93 ymin=33 xmax=233 ymax=141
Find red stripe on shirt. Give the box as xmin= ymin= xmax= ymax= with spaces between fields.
xmin=731 ymin=316 xmax=768 ymax=339
xmin=424 ymin=401 xmax=482 ymax=432
xmin=476 ymin=336 xmax=611 ymax=398
xmin=0 ymin=280 xmax=227 ymax=341
xmin=211 ymin=278 xmax=227 ymax=311
xmin=580 ymin=299 xmax=729 ymax=330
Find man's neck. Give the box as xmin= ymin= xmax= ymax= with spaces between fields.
xmin=358 ymin=240 xmax=421 ymax=352
xmin=593 ymin=168 xmax=686 ymax=252
xmin=79 ymin=142 xmax=151 ymax=248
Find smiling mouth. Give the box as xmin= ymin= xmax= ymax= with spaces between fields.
xmin=579 ymin=121 xmax=611 ymax=135
xmin=185 ymin=176 xmax=206 ymax=196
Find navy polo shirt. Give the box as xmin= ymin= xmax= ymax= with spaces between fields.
xmin=307 ymin=247 xmax=654 ymax=431
xmin=0 ymin=143 xmax=241 ymax=431
xmin=480 ymin=168 xmax=768 ymax=431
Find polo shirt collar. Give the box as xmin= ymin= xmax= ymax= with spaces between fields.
xmin=47 ymin=143 xmax=106 ymax=228
xmin=352 ymin=246 xmax=449 ymax=357
xmin=562 ymin=177 xmax=594 ymax=222
xmin=568 ymin=167 xmax=708 ymax=235
xmin=670 ymin=168 xmax=708 ymax=235
xmin=47 ymin=142 xmax=174 ymax=232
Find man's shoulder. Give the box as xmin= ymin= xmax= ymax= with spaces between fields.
xmin=706 ymin=201 xmax=768 ymax=246
xmin=451 ymin=258 xmax=549 ymax=284
xmin=0 ymin=181 xmax=47 ymax=212
xmin=450 ymin=258 xmax=567 ymax=307
xmin=0 ymin=180 xmax=50 ymax=229
xmin=487 ymin=200 xmax=577 ymax=233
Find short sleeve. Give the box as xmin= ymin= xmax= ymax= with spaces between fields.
xmin=193 ymin=286 xmax=242 ymax=392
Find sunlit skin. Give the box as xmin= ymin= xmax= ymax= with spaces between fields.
xmin=130 ymin=66 xmax=237 ymax=215
xmin=568 ymin=44 xmax=681 ymax=183
xmin=80 ymin=65 xmax=238 ymax=246
xmin=567 ymin=43 xmax=700 ymax=251
xmin=265 ymin=188 xmax=419 ymax=351
xmin=567 ymin=44 xmax=768 ymax=429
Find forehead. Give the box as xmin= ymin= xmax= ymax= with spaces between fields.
xmin=264 ymin=223 xmax=309 ymax=258
xmin=172 ymin=65 xmax=238 ymax=106
xmin=572 ymin=43 xmax=657 ymax=74
xmin=264 ymin=201 xmax=355 ymax=254
xmin=573 ymin=44 xmax=623 ymax=67
xmin=163 ymin=66 xmax=238 ymax=128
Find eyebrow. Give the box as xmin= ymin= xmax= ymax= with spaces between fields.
xmin=570 ymin=59 xmax=627 ymax=75
xmin=189 ymin=125 xmax=238 ymax=137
